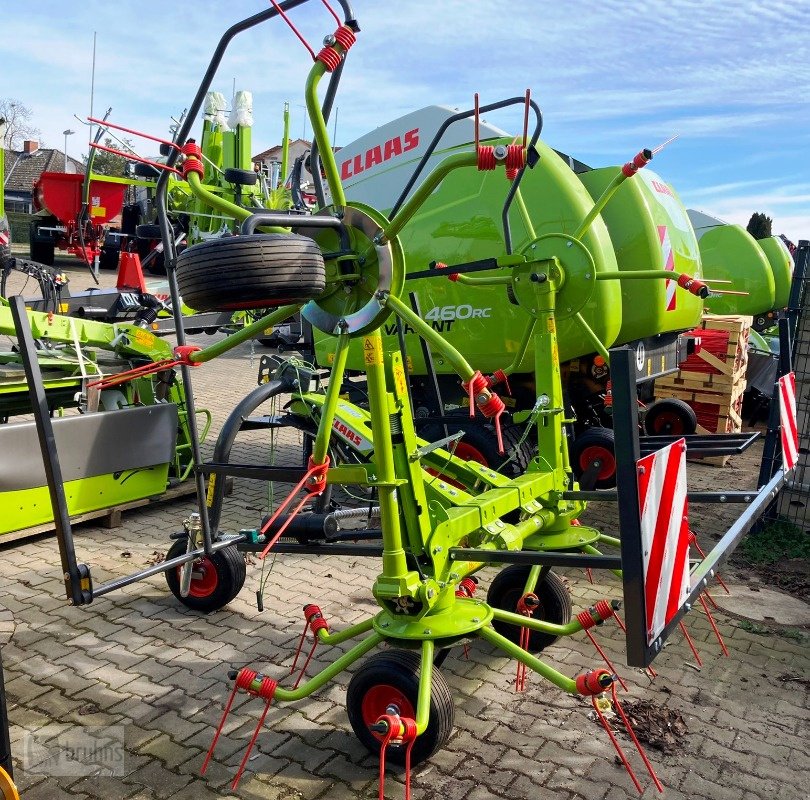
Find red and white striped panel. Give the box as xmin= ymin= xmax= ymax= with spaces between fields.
xmin=0 ymin=230 xmax=9 ymax=247
xmin=658 ymin=224 xmax=676 ymax=311
xmin=779 ymin=372 xmax=799 ymax=471
xmin=637 ymin=438 xmax=690 ymax=643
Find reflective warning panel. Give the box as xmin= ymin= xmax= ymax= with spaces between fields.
xmin=637 ymin=438 xmax=691 ymax=644
xmin=779 ymin=372 xmax=799 ymax=472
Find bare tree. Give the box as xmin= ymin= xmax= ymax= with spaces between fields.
xmin=0 ymin=98 xmax=42 ymax=149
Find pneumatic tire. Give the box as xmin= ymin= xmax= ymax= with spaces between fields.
xmin=176 ymin=234 xmax=326 ymax=311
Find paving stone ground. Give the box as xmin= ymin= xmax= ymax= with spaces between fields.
xmin=1 ymin=257 xmax=808 ymax=799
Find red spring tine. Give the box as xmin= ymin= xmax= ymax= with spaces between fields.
xmin=269 ymin=0 xmax=316 ymax=59
xmin=231 ymin=698 xmax=274 ymax=790
xmin=320 ymin=0 xmax=341 ymax=26
xmin=522 ymin=88 xmax=531 ymax=148
xmin=591 ymin=694 xmax=643 ymax=794
xmin=678 ymin=620 xmax=703 ymax=667
xmin=201 ymin=680 xmax=240 ymax=775
xmin=88 ymin=143 xmax=183 ymax=176
xmin=87 ymin=116 xmax=181 ymax=150
xmin=698 ymin=593 xmax=729 ymax=656
xmin=611 ymin=684 xmax=665 ymax=793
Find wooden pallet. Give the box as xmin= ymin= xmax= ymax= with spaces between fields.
xmin=0 ymin=477 xmax=233 ymax=545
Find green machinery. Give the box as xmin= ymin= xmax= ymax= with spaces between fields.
xmin=0 ymin=299 xmax=207 ymax=535
xmin=20 ymin=1 xmax=787 ymax=794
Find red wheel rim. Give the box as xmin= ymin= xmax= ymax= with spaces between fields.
xmin=176 ymin=557 xmax=219 ymax=598
xmin=579 ymin=445 xmax=616 ymax=481
xmin=361 ymin=684 xmax=415 ymax=740
xmin=426 ymin=440 xmax=489 ymax=490
xmin=652 ymin=412 xmax=686 ymax=435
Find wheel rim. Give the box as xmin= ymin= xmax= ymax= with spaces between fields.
xmin=652 ymin=411 xmax=687 ymax=435
xmin=579 ymin=445 xmax=616 ymax=481
xmin=176 ymin=557 xmax=219 ymax=598
xmin=426 ymin=440 xmax=489 ymax=490
xmin=361 ymin=684 xmax=416 ymax=740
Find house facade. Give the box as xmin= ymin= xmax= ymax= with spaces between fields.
xmin=3 ymin=140 xmax=83 ymax=214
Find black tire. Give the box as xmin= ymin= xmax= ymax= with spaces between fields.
xmin=487 ymin=566 xmax=572 ymax=652
xmin=132 ymin=162 xmax=161 ymax=179
xmin=418 ymin=409 xmax=533 ymax=480
xmin=176 ymin=234 xmax=326 ymax=312
xmin=570 ymin=426 xmax=616 ymax=489
xmin=164 ymin=538 xmax=246 ymax=612
xmin=30 ymin=239 xmax=55 ymax=266
xmin=224 ymin=167 xmax=258 ymax=186
xmin=644 ymin=398 xmax=698 ymax=436
xmin=136 ymin=224 xmax=162 ymax=240
xmin=346 ymin=650 xmax=454 ymax=766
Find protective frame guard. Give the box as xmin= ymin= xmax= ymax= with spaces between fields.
xmin=301 ymin=203 xmax=405 ymax=335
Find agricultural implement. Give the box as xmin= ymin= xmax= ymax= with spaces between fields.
xmin=12 ymin=0 xmax=801 ymax=795
xmin=0 ymin=296 xmax=207 ymax=536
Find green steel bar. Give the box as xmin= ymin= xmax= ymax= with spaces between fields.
xmin=523 ymin=564 xmax=542 ymax=594
xmin=573 ymin=170 xmax=625 ymax=240
xmin=305 ymin=62 xmax=346 ymax=208
xmin=478 ymin=625 xmax=577 ymax=693
xmin=502 ymin=318 xmax=536 ymax=376
xmin=189 ymin=304 xmax=300 ymax=364
xmin=582 ymin=543 xmax=623 ymax=578
xmin=271 ymin=631 xmax=384 ymax=702
xmin=491 ymin=606 xmax=589 ymax=637
xmin=514 ymin=186 xmax=537 ymax=241
xmin=597 ymin=533 xmax=621 ymax=548
xmin=453 ymin=274 xmax=511 ymax=286
xmin=316 ymin=616 xmax=376 ymax=646
xmin=384 ymin=293 xmax=475 ymax=381
xmin=185 ymin=172 xmax=286 ymax=233
xmin=312 ymin=331 xmax=351 ymax=463
xmin=573 ymin=311 xmax=611 ymax=365
xmin=281 ymin=101 xmax=290 ymax=189
xmin=365 ymin=330 xmax=409 ymax=578
xmin=596 ymin=270 xmax=684 ymax=281
xmin=385 ymin=152 xmax=479 ymax=242
xmin=415 ymin=640 xmax=435 ymax=735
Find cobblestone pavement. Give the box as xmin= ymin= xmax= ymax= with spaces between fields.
xmin=1 ymin=257 xmax=808 ymax=799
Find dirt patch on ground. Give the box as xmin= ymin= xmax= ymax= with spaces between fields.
xmin=619 ymin=700 xmax=688 ymax=754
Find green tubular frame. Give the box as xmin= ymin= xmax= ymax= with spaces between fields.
xmin=173 ymin=34 xmax=708 ymax=748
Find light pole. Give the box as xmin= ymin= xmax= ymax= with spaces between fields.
xmin=62 ymin=129 xmax=75 ymax=172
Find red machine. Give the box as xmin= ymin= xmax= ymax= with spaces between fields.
xmin=30 ymin=172 xmax=127 ymax=266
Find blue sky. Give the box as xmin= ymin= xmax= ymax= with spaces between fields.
xmin=2 ymin=0 xmax=808 ymax=242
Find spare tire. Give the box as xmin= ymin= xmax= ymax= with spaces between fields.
xmin=176 ymin=234 xmax=325 ymax=311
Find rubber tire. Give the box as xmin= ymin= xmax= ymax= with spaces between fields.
xmin=136 ymin=224 xmax=162 ymax=240
xmin=347 ymin=650 xmax=454 ymax=766
xmin=224 ymin=167 xmax=258 ymax=186
xmin=487 ymin=566 xmax=572 ymax=652
xmin=176 ymin=234 xmax=326 ymax=312
xmin=644 ymin=398 xmax=698 ymax=436
xmin=570 ymin=426 xmax=616 ymax=489
xmin=418 ymin=409 xmax=533 ymax=480
xmin=30 ymin=239 xmax=55 ymax=266
xmin=164 ymin=538 xmax=246 ymax=612
xmin=132 ymin=161 xmax=161 ymax=179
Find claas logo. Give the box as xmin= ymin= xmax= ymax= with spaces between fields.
xmin=340 ymin=129 xmax=419 ymax=180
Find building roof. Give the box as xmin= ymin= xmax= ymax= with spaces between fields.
xmin=3 ymin=147 xmax=84 ymax=194
xmin=252 ymin=139 xmax=311 ymax=163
